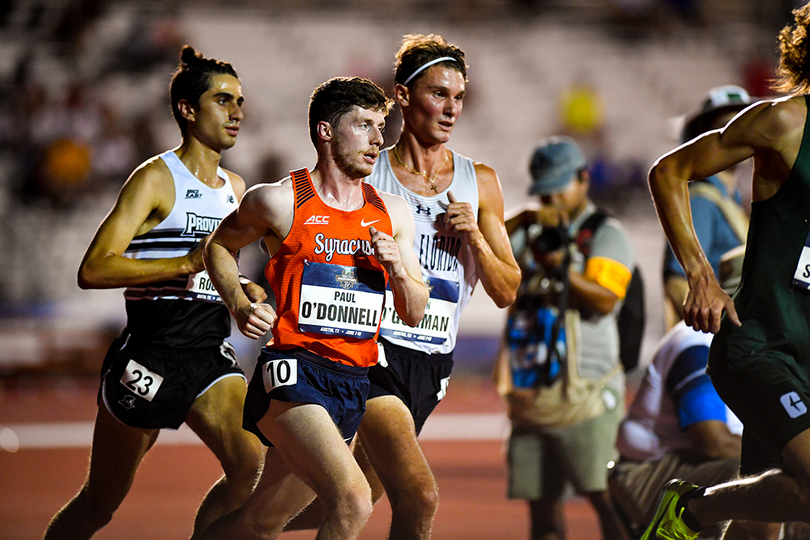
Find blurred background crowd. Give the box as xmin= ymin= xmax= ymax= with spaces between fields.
xmin=0 ymin=0 xmax=799 ymax=377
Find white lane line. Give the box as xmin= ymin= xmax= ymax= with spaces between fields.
xmin=0 ymin=413 xmax=509 ymax=451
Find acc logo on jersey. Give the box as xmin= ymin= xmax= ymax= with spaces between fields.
xmin=304 ymin=215 xmax=330 ymax=225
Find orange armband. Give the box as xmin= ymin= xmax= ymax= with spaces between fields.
xmin=584 ymin=256 xmax=632 ymax=299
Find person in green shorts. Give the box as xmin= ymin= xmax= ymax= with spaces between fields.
xmin=642 ymin=3 xmax=810 ymax=539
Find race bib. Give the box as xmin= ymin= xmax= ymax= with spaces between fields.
xmin=793 ymin=233 xmax=810 ymax=290
xmin=119 ymin=360 xmax=164 ymax=402
xmin=379 ymin=276 xmax=459 ymax=344
xmin=262 ymin=357 xmax=298 ymax=392
xmin=186 ymin=270 xmax=223 ymax=302
xmin=298 ymin=261 xmax=385 ymax=339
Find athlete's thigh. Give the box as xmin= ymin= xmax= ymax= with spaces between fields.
xmin=357 ymin=395 xmax=435 ymax=498
xmin=186 ymin=374 xmax=263 ymax=468
xmin=85 ymin=404 xmax=159 ymax=500
xmin=353 ymin=437 xmax=386 ymax=503
xmin=257 ymin=400 xmax=365 ymax=501
xmin=782 ymin=427 xmax=810 ymax=493
xmin=237 ymin=447 xmax=317 ymax=532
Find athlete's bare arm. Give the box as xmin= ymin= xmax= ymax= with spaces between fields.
xmin=648 ymin=96 xmax=806 ymax=332
xmin=376 ymin=192 xmax=429 ymax=327
xmin=204 ymin=181 xmax=293 ymax=339
xmin=78 ymin=158 xmax=201 ymax=289
xmin=444 ymin=163 xmax=520 ymax=308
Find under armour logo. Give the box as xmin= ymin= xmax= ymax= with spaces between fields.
xmin=780 ymin=391 xmax=807 ymax=419
xmin=415 ymin=204 xmax=431 ymax=215
xmin=119 ymin=395 xmax=136 ymax=409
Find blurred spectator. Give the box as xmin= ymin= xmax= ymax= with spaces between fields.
xmin=91 ymin=104 xmax=138 ymax=186
xmin=52 ymin=0 xmax=108 ymax=55
xmin=108 ymin=12 xmax=185 ymax=74
xmin=609 ymin=320 xmax=742 ymax=539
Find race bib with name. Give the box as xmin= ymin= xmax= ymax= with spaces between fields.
xmin=298 ymin=261 xmax=386 ymax=339
xmin=262 ymin=357 xmax=298 ymax=392
xmin=793 ymin=232 xmax=810 ymax=291
xmin=119 ymin=360 xmax=164 ymax=402
xmin=379 ymin=276 xmax=459 ymax=344
xmin=186 ymin=270 xmax=223 ymax=303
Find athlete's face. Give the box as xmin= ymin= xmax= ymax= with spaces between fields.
xmin=539 ymin=173 xmax=590 ymax=220
xmin=330 ymin=106 xmax=386 ymax=179
xmin=398 ymin=65 xmax=465 ymax=146
xmin=186 ymin=74 xmax=244 ymax=151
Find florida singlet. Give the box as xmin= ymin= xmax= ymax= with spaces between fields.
xmin=123 ymin=150 xmax=238 ymax=349
xmin=366 ymin=148 xmax=479 ymax=355
xmin=265 ymin=169 xmax=392 ymax=368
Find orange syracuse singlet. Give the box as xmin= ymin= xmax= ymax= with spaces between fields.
xmin=265 ymin=168 xmax=393 ymax=368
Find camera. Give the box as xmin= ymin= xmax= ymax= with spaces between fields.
xmin=531 ymin=225 xmax=571 ymax=254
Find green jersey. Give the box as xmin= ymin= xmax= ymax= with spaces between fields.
xmin=710 ymin=96 xmax=810 ymax=387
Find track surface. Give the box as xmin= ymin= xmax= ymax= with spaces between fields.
xmin=0 ymin=373 xmax=601 ymax=540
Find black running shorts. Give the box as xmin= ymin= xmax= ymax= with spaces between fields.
xmin=99 ymin=332 xmax=245 ymax=430
xmin=367 ymin=337 xmax=454 ymax=435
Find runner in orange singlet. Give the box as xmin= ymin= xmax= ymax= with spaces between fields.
xmin=200 ymin=77 xmax=428 ymax=540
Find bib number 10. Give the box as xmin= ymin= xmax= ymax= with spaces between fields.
xmin=263 ymin=358 xmax=298 ymax=392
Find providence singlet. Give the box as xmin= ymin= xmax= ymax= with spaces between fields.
xmin=366 ymin=148 xmax=479 ymax=355
xmin=710 ymin=96 xmax=810 ymax=385
xmin=265 ymin=169 xmax=391 ymax=368
xmin=123 ymin=150 xmax=238 ymax=349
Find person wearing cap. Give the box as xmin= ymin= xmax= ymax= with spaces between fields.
xmin=640 ymin=3 xmax=810 ymax=540
xmin=608 ymin=267 xmax=745 ymax=539
xmin=284 ymin=34 xmax=520 ymax=540
xmin=662 ymin=85 xmax=753 ymax=328
xmin=497 ymin=136 xmax=634 ymax=540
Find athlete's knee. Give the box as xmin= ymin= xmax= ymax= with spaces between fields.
xmin=329 ymin=481 xmax=373 ymax=528
xmin=222 ymin=439 xmax=264 ymax=493
xmin=390 ymin=477 xmax=440 ymax=521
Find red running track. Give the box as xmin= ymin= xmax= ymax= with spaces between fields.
xmin=0 ymin=373 xmax=602 ymax=540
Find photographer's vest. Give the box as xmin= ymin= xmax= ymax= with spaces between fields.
xmin=501 ymin=204 xmax=631 ymax=428
xmin=366 ymin=148 xmax=479 ymax=355
xmin=265 ymin=169 xmax=390 ymax=368
xmin=123 ymin=150 xmax=237 ymax=349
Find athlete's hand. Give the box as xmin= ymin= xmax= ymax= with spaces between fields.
xmin=241 ymin=279 xmax=268 ymax=303
xmin=235 ymin=301 xmax=276 ymax=340
xmin=185 ymin=236 xmax=208 ymax=274
xmin=443 ymin=191 xmax=481 ymax=242
xmin=683 ymin=273 xmax=741 ymax=333
xmin=369 ymin=225 xmax=404 ymax=277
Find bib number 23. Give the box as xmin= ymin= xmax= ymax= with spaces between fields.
xmin=263 ymin=358 xmax=298 ymax=392
xmin=119 ymin=360 xmax=164 ymax=402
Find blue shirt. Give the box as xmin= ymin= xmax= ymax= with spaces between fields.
xmin=663 ymin=176 xmax=744 ymax=278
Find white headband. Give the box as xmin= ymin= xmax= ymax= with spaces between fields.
xmin=402 ymin=56 xmax=457 ymax=86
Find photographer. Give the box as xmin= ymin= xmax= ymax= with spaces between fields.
xmin=496 ymin=136 xmax=634 ymax=540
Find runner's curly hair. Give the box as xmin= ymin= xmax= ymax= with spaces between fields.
xmin=774 ymin=2 xmax=810 ymax=94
